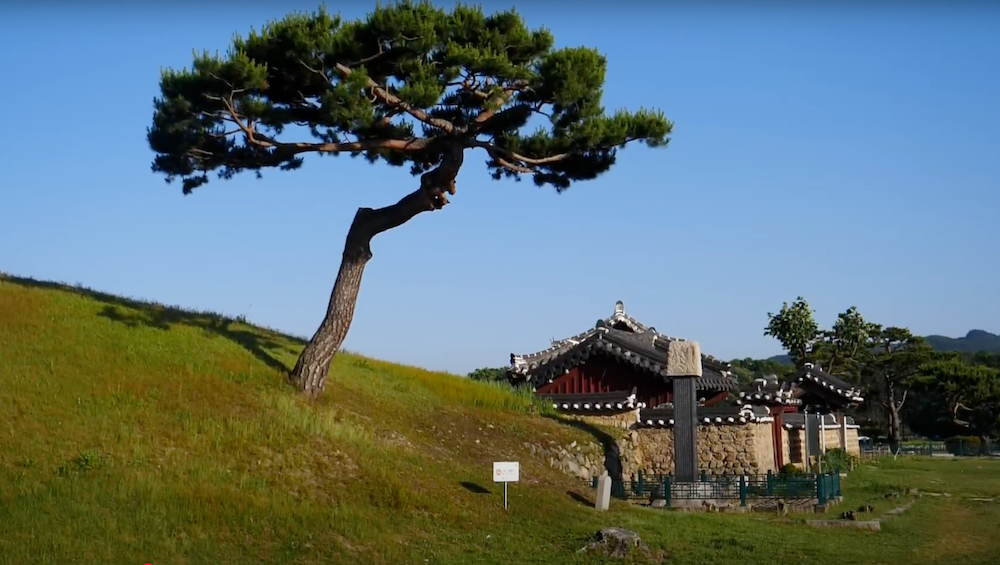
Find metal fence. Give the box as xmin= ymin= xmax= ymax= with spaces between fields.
xmin=863 ymin=440 xmax=1000 ymax=458
xmin=592 ymin=471 xmax=841 ymax=508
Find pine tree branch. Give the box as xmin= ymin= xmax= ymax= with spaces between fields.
xmin=204 ymin=90 xmax=430 ymax=155
xmin=465 ymin=138 xmax=571 ymax=168
xmin=327 ymin=62 xmax=457 ymax=134
xmin=470 ymin=82 xmax=529 ymax=127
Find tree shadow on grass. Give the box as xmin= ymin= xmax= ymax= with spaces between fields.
xmin=542 ymin=414 xmax=625 ymax=482
xmin=3 ymin=274 xmax=304 ymax=374
xmin=567 ymin=490 xmax=595 ymax=508
xmin=460 ymin=481 xmax=491 ymax=494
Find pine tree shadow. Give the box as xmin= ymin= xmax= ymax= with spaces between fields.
xmin=3 ymin=274 xmax=304 ymax=374
xmin=459 ymin=481 xmax=491 ymax=494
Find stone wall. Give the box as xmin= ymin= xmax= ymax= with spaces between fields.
xmin=821 ymin=427 xmax=861 ymax=456
xmin=784 ymin=426 xmax=862 ymax=469
xmin=525 ymin=416 xmax=785 ymax=483
xmin=524 ymin=439 xmax=607 ymax=481
xmin=567 ymin=409 xmax=639 ymax=431
xmin=750 ymin=422 xmax=776 ymax=472
xmin=629 ymin=422 xmax=777 ymax=476
xmin=786 ymin=429 xmax=805 ymax=467
xmin=845 ymin=428 xmax=860 ymax=456
xmin=780 ymin=427 xmax=791 ymax=469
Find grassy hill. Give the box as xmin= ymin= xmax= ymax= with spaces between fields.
xmin=3 ymin=272 xmax=1000 ymax=565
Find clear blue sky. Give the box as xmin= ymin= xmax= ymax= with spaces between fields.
xmin=1 ymin=1 xmax=998 ymax=375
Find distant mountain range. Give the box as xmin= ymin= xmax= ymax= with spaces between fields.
xmin=765 ymin=330 xmax=1000 ymax=364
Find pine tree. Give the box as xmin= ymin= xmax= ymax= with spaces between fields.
xmin=147 ymin=2 xmax=673 ymax=396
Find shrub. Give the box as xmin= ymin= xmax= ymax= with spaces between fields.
xmin=944 ymin=435 xmax=981 ymax=455
xmin=822 ymin=448 xmax=857 ymax=472
xmin=466 ymin=366 xmax=510 ymax=383
xmin=780 ymin=463 xmax=805 ymax=476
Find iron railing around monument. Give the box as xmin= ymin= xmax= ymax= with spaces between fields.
xmin=592 ymin=470 xmax=841 ymax=508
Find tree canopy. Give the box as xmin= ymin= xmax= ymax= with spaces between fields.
xmin=916 ymin=358 xmax=1000 ymax=446
xmin=467 ymin=366 xmax=509 ymax=383
xmin=763 ymin=297 xmax=820 ymax=368
xmin=145 ymin=2 xmax=674 ymax=396
xmin=147 ymin=1 xmax=672 ymax=197
xmin=763 ymin=298 xmax=935 ymax=445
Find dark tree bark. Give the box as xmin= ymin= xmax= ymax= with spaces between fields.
xmin=885 ymin=384 xmax=906 ymax=451
xmin=288 ymin=142 xmax=464 ymax=396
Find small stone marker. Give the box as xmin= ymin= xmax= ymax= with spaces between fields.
xmin=596 ymin=475 xmax=612 ymax=511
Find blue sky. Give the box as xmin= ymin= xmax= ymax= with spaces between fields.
xmin=1 ymin=1 xmax=998 ymax=374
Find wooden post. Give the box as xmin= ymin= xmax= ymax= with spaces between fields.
xmin=838 ymin=410 xmax=848 ymax=451
xmin=801 ymin=409 xmax=807 ymax=470
xmin=666 ymin=341 xmax=702 ymax=484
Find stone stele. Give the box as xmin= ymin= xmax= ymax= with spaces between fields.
xmin=665 ymin=340 xmax=702 ymax=377
xmin=595 ymin=475 xmax=612 ymax=511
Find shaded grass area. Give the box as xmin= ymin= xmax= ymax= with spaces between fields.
xmin=2 ymin=272 xmax=1000 ymax=565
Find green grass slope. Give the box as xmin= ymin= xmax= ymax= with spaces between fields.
xmin=3 ymin=273 xmax=1000 ymax=565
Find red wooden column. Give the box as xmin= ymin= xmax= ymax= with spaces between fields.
xmin=772 ymin=408 xmax=785 ymax=469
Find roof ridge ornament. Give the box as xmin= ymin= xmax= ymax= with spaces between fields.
xmin=614 ymin=300 xmax=625 ymax=316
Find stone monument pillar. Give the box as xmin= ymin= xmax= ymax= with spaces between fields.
xmin=666 ymin=340 xmax=702 ymax=483
xmin=595 ymin=475 xmax=612 ymax=511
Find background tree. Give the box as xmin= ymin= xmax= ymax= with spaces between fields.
xmin=728 ymin=357 xmax=795 ymax=384
xmin=860 ymin=327 xmax=935 ymax=450
xmin=813 ymin=306 xmax=881 ymax=384
xmin=917 ymin=359 xmax=1000 ymax=452
xmin=146 ymin=2 xmax=672 ymax=396
xmin=466 ymin=366 xmax=510 ymax=383
xmin=763 ymin=297 xmax=820 ymax=368
xmin=969 ymin=351 xmax=1000 ymax=370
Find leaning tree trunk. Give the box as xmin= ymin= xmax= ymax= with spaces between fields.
xmin=288 ymin=221 xmax=372 ymax=396
xmin=287 ymin=142 xmax=464 ymax=397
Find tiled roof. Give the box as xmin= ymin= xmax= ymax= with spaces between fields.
xmin=736 ymin=376 xmax=800 ymax=406
xmin=509 ymin=301 xmax=739 ymax=392
xmin=538 ymin=389 xmax=645 ymax=412
xmin=788 ymin=363 xmax=864 ymax=404
xmin=637 ymin=404 xmax=772 ymax=427
xmin=782 ymin=413 xmax=858 ymax=429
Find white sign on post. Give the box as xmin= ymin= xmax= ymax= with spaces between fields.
xmin=493 ymin=461 xmax=519 ymax=510
xmin=493 ymin=461 xmax=519 ymax=483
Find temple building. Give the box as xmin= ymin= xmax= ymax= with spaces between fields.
xmin=508 ymin=301 xmax=863 ymax=478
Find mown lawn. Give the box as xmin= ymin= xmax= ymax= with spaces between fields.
xmin=2 ymin=273 xmax=999 ymax=565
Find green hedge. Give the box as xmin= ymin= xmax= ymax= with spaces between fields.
xmin=944 ymin=436 xmax=981 ymax=455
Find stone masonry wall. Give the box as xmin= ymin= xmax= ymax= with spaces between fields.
xmin=786 ymin=429 xmax=805 ymax=467
xmin=630 ymin=422 xmax=777 ymax=476
xmin=784 ymin=427 xmax=862 ymax=469
xmin=567 ymin=409 xmax=639 ymax=431
xmin=524 ymin=417 xmax=784 ymax=483
xmin=781 ymin=427 xmax=791 ymax=468
xmin=751 ymin=422 xmax=776 ymax=472
xmin=845 ymin=428 xmax=860 ymax=456
xmin=822 ymin=427 xmax=861 ymax=456
xmin=524 ymin=439 xmax=606 ymax=481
